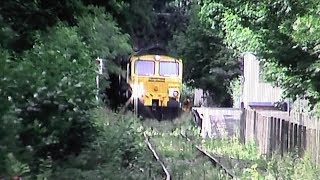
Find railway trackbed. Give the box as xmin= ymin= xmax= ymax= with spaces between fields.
xmin=180 ymin=133 xmax=236 ymax=178
xmin=144 ymin=132 xmax=171 ymax=180
xmin=142 ymin=117 xmax=238 ymax=179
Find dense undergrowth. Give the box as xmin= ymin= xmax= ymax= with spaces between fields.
xmin=2 ymin=108 xmax=164 ymax=179
xmin=44 ymin=109 xmax=163 ymax=180
xmin=144 ymin=113 xmax=320 ymax=179
xmin=202 ymin=131 xmax=320 ymax=179
xmin=0 ymin=4 xmax=140 ymax=179
xmin=143 ymin=113 xmax=229 ymax=179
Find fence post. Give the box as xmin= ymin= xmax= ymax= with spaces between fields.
xmin=267 ymin=117 xmax=274 ymax=158
xmin=311 ymin=128 xmax=316 ymax=164
xmin=253 ymin=110 xmax=257 ymax=143
xmin=293 ymin=124 xmax=298 ymax=149
xmin=273 ymin=118 xmax=281 ymax=151
xmin=281 ymin=120 xmax=289 ymax=155
xmin=276 ymin=118 xmax=281 ymax=153
xmin=288 ymin=122 xmax=293 ymax=151
xmin=316 ymin=120 xmax=319 ymax=165
xmin=240 ymin=108 xmax=246 ymax=144
xmin=302 ymin=126 xmax=307 ymax=154
xmin=297 ymin=125 xmax=303 ymax=156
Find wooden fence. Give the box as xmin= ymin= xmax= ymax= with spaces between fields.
xmin=240 ymin=109 xmax=320 ymax=163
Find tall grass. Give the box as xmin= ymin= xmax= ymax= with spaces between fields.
xmin=163 ymin=112 xmax=320 ymax=179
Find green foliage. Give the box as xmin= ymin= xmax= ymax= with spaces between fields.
xmin=0 ymin=24 xmax=97 ymax=176
xmin=0 ymin=0 xmax=86 ymax=51
xmin=201 ymin=133 xmax=320 ymax=179
xmin=45 ymin=109 xmax=162 ymax=179
xmin=241 ymin=153 xmax=320 ymax=179
xmin=77 ymin=6 xmax=132 ymax=97
xmin=198 ymin=0 xmax=320 ymax=109
xmin=228 ymin=76 xmax=241 ymax=107
xmin=203 ymin=137 xmax=260 ymax=161
xmin=0 ymin=4 xmax=134 ymax=177
xmin=83 ymin=0 xmax=155 ymax=48
xmin=181 ymin=83 xmax=194 ymax=102
xmin=170 ymin=4 xmax=240 ymax=106
xmin=77 ymin=7 xmax=132 ymax=62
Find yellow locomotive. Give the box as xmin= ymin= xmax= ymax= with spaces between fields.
xmin=124 ymin=45 xmax=183 ymax=119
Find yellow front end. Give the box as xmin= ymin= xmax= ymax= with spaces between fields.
xmin=129 ymin=54 xmax=183 ymax=107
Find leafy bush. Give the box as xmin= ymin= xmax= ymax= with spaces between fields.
xmin=181 ymin=83 xmax=194 ymax=103
xmin=169 ymin=4 xmax=240 ymax=106
xmin=228 ymin=76 xmax=241 ymax=108
xmin=77 ymin=7 xmax=132 ymax=73
xmin=39 ymin=109 xmax=163 ymax=179
xmin=0 ymin=24 xmax=96 ymax=176
xmin=0 ymin=7 xmax=133 ymax=177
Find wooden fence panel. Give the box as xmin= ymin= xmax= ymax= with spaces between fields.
xmin=245 ymin=110 xmax=254 ymax=142
xmin=266 ymin=117 xmax=272 ymax=158
xmin=293 ymin=124 xmax=298 ymax=148
xmin=306 ymin=128 xmax=312 ymax=158
xmin=269 ymin=117 xmax=275 ymax=154
xmin=298 ymin=125 xmax=303 ymax=155
xmin=240 ymin=109 xmax=320 ymax=163
xmin=262 ymin=116 xmax=268 ymax=156
xmin=311 ymin=129 xmax=316 ymax=162
xmin=240 ymin=109 xmax=246 ymax=143
xmin=282 ymin=120 xmax=289 ymax=155
xmin=276 ymin=118 xmax=281 ymax=152
xmin=289 ymin=122 xmax=293 ymax=151
xmin=318 ymin=121 xmax=320 ymax=164
xmin=302 ymin=126 xmax=307 ymax=152
xmin=315 ymin=127 xmax=320 ymax=164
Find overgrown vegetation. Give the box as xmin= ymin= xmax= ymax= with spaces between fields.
xmin=181 ymin=118 xmax=320 ymax=179
xmin=228 ymin=77 xmax=242 ymax=108
xmin=196 ymin=0 xmax=320 ymax=111
xmin=200 ymin=133 xmax=320 ymax=179
xmin=2 ymin=0 xmax=320 ymax=178
xmin=169 ymin=4 xmax=240 ymax=106
xmin=43 ymin=109 xmax=163 ymax=180
xmin=143 ymin=113 xmax=229 ymax=179
xmin=0 ymin=1 xmax=145 ymax=178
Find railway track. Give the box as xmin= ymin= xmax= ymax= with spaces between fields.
xmin=180 ymin=133 xmax=236 ymax=178
xmin=144 ymin=132 xmax=171 ymax=180
xmin=142 ymin=116 xmax=237 ymax=179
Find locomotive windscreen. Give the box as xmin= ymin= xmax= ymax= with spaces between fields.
xmin=135 ymin=60 xmax=155 ymax=76
xmin=159 ymin=61 xmax=179 ymax=76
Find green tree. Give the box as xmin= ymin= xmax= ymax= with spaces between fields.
xmin=0 ymin=0 xmax=85 ymax=51
xmin=198 ymin=0 xmax=320 ymax=109
xmin=0 ymin=5 xmax=133 ymax=176
xmin=170 ymin=4 xmax=240 ymax=106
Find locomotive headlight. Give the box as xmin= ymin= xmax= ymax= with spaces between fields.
xmin=132 ymin=83 xmax=145 ymax=98
xmin=173 ymin=91 xmax=179 ymax=97
xmin=154 ymin=55 xmax=161 ymax=61
xmin=168 ymin=88 xmax=179 ymax=98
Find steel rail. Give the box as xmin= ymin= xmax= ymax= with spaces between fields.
xmin=144 ymin=132 xmax=171 ymax=180
xmin=181 ymin=133 xmax=236 ymax=179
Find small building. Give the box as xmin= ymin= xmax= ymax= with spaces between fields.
xmin=239 ymin=53 xmax=289 ymax=111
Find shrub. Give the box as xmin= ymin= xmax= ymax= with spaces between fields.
xmin=0 ymin=25 xmax=96 ymax=176
xmin=40 ymin=109 xmax=162 ymax=179
xmin=0 ymin=6 xmax=135 ymax=176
